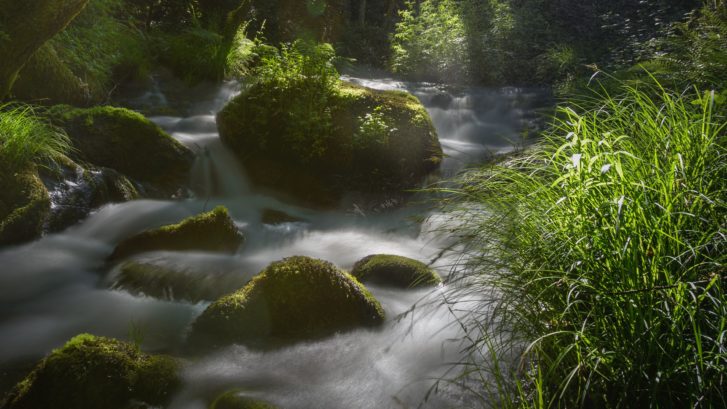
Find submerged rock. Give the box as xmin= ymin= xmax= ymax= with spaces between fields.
xmin=260 ymin=208 xmax=304 ymax=225
xmin=46 ymin=105 xmax=193 ymax=194
xmin=0 ymin=164 xmax=50 ymax=246
xmin=188 ymin=256 xmax=385 ymax=349
xmin=112 ymin=260 xmax=249 ymax=303
xmin=351 ymin=254 xmax=441 ymax=288
xmin=109 ymin=206 xmax=244 ymax=261
xmin=209 ymin=390 xmax=279 ymax=409
xmin=217 ymin=82 xmax=442 ymax=207
xmin=0 ymin=334 xmax=180 ymax=409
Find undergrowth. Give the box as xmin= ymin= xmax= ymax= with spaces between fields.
xmin=441 ymin=78 xmax=726 ymax=408
xmin=0 ymin=104 xmax=70 ymax=170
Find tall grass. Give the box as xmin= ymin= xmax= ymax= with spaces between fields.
xmin=442 ymin=80 xmax=726 ymax=407
xmin=0 ymin=104 xmax=71 ymax=170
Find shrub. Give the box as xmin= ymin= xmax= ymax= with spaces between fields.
xmin=442 ymin=80 xmax=726 ymax=407
xmin=391 ymin=0 xmax=469 ymax=82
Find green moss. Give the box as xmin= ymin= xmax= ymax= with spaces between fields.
xmin=110 ymin=206 xmax=244 ymax=261
xmin=11 ymin=44 xmax=88 ymax=105
xmin=217 ymin=81 xmax=442 ymax=207
xmin=188 ymin=256 xmax=385 ymax=349
xmin=46 ymin=105 xmax=193 ymax=188
xmin=0 ymin=165 xmax=50 ymax=246
xmin=113 ymin=260 xmax=249 ymax=303
xmin=209 ymin=390 xmax=279 ymax=409
xmin=351 ymin=254 xmax=442 ymax=289
xmin=1 ymin=334 xmax=180 ymax=409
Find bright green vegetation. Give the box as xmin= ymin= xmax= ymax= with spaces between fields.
xmin=0 ymin=104 xmax=70 ymax=171
xmin=217 ymin=40 xmax=442 ymax=206
xmin=0 ymin=334 xmax=180 ymax=409
xmin=391 ymin=0 xmax=726 ymax=89
xmin=110 ymin=206 xmax=244 ymax=260
xmin=0 ymin=104 xmax=67 ymax=245
xmin=391 ymin=0 xmax=469 ymax=83
xmin=114 ymin=259 xmax=249 ymax=303
xmin=444 ymin=81 xmax=726 ymax=407
xmin=209 ymin=390 xmax=279 ymax=409
xmin=46 ymin=104 xmax=193 ymax=188
xmin=351 ymin=254 xmax=442 ymax=288
xmin=188 ymin=256 xmax=385 ymax=349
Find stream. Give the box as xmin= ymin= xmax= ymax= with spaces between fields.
xmin=0 ymin=75 xmax=548 ymax=408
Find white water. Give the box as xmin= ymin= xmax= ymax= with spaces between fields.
xmin=0 ymin=77 xmax=547 ymax=408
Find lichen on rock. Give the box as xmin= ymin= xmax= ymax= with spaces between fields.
xmin=109 ymin=206 xmax=244 ymax=261
xmin=0 ymin=333 xmax=180 ymax=409
xmin=188 ymin=256 xmax=385 ymax=349
xmin=351 ymin=254 xmax=442 ymax=288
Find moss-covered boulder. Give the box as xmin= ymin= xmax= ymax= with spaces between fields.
xmin=209 ymin=390 xmax=279 ymax=409
xmin=188 ymin=256 xmax=385 ymax=349
xmin=0 ymin=164 xmax=50 ymax=246
xmin=112 ymin=260 xmax=249 ymax=303
xmin=351 ymin=254 xmax=441 ymax=288
xmin=0 ymin=334 xmax=180 ymax=409
xmin=110 ymin=206 xmax=243 ymax=261
xmin=46 ymin=105 xmax=193 ymax=192
xmin=217 ymin=82 xmax=442 ymax=207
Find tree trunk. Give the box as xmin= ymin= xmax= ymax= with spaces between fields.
xmin=358 ymin=0 xmax=367 ymax=25
xmin=0 ymin=0 xmax=90 ymax=99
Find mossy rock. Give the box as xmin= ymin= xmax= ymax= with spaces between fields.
xmin=260 ymin=208 xmax=304 ymax=225
xmin=217 ymin=81 xmax=442 ymax=207
xmin=43 ymin=161 xmax=140 ymax=233
xmin=109 ymin=206 xmax=244 ymax=261
xmin=0 ymin=334 xmax=180 ymax=409
xmin=209 ymin=390 xmax=279 ymax=409
xmin=0 ymin=164 xmax=50 ymax=246
xmin=12 ymin=44 xmax=88 ymax=106
xmin=351 ymin=254 xmax=441 ymax=288
xmin=46 ymin=105 xmax=193 ymax=191
xmin=112 ymin=260 xmax=249 ymax=303
xmin=188 ymin=256 xmax=385 ymax=349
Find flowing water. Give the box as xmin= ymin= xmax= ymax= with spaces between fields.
xmin=0 ymin=75 xmax=548 ymax=408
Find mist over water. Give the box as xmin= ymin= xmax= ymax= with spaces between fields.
xmin=0 ymin=76 xmax=547 ymax=407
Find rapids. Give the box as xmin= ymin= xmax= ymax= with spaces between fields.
xmin=0 ymin=75 xmax=548 ymax=408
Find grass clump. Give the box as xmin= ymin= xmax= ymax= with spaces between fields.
xmin=0 ymin=104 xmax=70 ymax=171
xmin=443 ymin=80 xmax=726 ymax=407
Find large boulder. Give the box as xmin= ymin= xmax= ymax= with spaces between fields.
xmin=351 ymin=254 xmax=442 ymax=289
xmin=0 ymin=334 xmax=180 ymax=409
xmin=0 ymin=164 xmax=50 ymax=246
xmin=46 ymin=105 xmax=194 ymax=194
xmin=110 ymin=206 xmax=244 ymax=261
xmin=111 ymin=259 xmax=249 ymax=303
xmin=188 ymin=256 xmax=385 ymax=349
xmin=217 ymin=82 xmax=442 ymax=207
